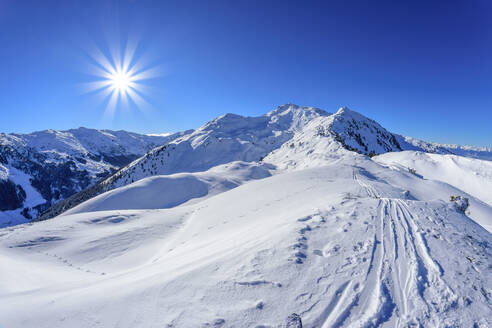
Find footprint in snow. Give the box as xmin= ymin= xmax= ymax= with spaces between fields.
xmin=322 ymin=244 xmax=341 ymax=257
xmin=285 ymin=313 xmax=302 ymax=328
xmin=312 ymin=215 xmax=326 ymax=223
xmin=292 ymin=242 xmax=307 ymax=250
xmin=201 ymin=318 xmax=225 ymax=327
xmin=297 ymin=215 xmax=312 ymax=222
xmin=299 ymin=225 xmax=311 ymax=234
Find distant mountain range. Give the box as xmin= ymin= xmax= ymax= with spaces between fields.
xmin=0 ymin=128 xmax=191 ymax=226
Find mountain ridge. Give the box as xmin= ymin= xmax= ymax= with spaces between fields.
xmin=37 ymin=104 xmax=492 ymax=223
xmin=3 ymin=104 xmax=492 ymax=226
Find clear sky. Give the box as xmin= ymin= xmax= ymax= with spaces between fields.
xmin=0 ymin=0 xmax=491 ymax=147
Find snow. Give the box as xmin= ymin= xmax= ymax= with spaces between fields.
xmin=403 ymin=136 xmax=492 ymax=161
xmin=146 ymin=132 xmax=173 ymax=137
xmin=3 ymin=127 xmax=167 ymax=157
xmin=374 ymin=151 xmax=492 ymax=206
xmin=0 ymin=163 xmax=7 ymax=180
xmin=0 ymin=127 xmax=181 ymax=178
xmin=1 ymin=105 xmax=491 ymax=327
xmin=0 ymin=153 xmax=491 ymax=327
xmin=105 ymin=104 xmax=329 ymax=188
xmin=5 ymin=165 xmax=45 ymax=208
xmin=0 ymin=127 xmax=186 ymax=225
xmin=65 ymin=161 xmax=273 ymax=214
xmin=0 ymin=209 xmax=30 ymax=227
xmin=0 ymin=165 xmax=46 ymax=228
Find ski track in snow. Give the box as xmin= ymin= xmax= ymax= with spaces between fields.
xmin=315 ymin=173 xmax=460 ymax=327
xmin=299 ymin=172 xmax=467 ymax=328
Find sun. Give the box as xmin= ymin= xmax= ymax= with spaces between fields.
xmin=109 ymin=69 xmax=133 ymax=93
xmin=81 ymin=37 xmax=161 ymax=119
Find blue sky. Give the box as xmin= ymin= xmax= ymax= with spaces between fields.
xmin=0 ymin=0 xmax=491 ymax=147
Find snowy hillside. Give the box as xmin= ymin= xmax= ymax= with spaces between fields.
xmin=0 ymin=153 xmax=491 ymax=327
xmin=65 ymin=161 xmax=273 ymax=214
xmin=375 ymin=151 xmax=492 ymax=206
xmin=0 ymin=128 xmax=188 ymax=227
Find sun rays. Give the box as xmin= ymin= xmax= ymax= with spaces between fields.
xmin=80 ymin=37 xmax=160 ymax=120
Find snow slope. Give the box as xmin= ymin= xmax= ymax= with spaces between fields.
xmin=0 ymin=154 xmax=491 ymax=327
xmin=375 ymin=151 xmax=492 ymax=206
xmin=65 ymin=161 xmax=273 ymax=214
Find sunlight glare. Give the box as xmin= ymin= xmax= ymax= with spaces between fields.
xmin=81 ymin=37 xmax=160 ymax=119
xmin=110 ymin=69 xmax=133 ymax=92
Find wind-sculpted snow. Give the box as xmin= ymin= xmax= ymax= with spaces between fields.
xmin=65 ymin=161 xmax=273 ymax=214
xmin=0 ymin=156 xmax=491 ymax=327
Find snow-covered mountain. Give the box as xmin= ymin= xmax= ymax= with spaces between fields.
xmin=0 ymin=128 xmax=190 ymax=227
xmin=108 ymin=105 xmax=329 ymax=186
xmin=96 ymin=105 xmax=492 ymax=187
xmin=403 ymin=136 xmax=492 ymax=161
xmin=38 ymin=104 xmax=492 ymax=222
xmin=37 ymin=105 xmax=329 ymax=220
xmin=1 ymin=104 xmax=492 ymax=327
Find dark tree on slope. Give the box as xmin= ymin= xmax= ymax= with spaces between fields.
xmin=0 ymin=180 xmax=25 ymax=211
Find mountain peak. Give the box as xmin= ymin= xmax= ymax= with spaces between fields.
xmin=266 ymin=103 xmax=329 ymax=118
xmin=335 ymin=106 xmax=351 ymax=114
xmin=328 ymin=106 xmax=403 ymax=155
xmin=334 ymin=106 xmax=375 ymax=122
